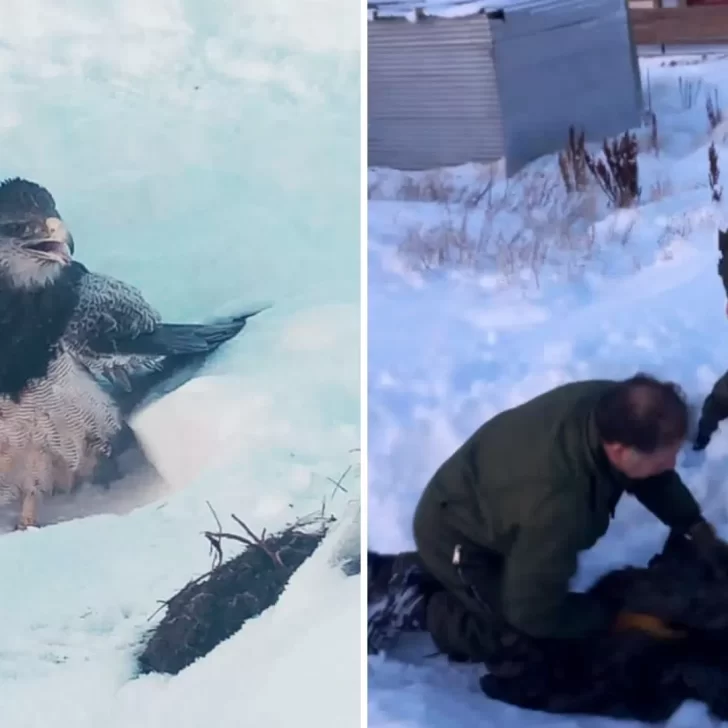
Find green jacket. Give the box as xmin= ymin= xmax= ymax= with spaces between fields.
xmin=413 ymin=379 xmax=702 ymax=640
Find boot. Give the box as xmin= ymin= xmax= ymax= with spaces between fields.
xmin=367 ymin=550 xmax=436 ymax=655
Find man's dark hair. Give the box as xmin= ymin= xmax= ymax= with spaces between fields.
xmin=594 ymin=373 xmax=689 ymax=453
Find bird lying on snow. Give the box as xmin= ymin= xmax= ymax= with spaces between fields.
xmin=369 ymin=531 xmax=728 ymax=723
xmin=0 ymin=177 xmax=266 ymax=530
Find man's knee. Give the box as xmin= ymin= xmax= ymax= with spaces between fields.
xmin=426 ymin=588 xmax=503 ymax=663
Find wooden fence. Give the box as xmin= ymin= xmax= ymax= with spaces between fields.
xmin=629 ymin=2 xmax=728 ymax=46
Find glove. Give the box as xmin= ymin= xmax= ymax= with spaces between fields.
xmin=613 ymin=611 xmax=687 ymax=640
xmin=688 ymin=520 xmax=728 ymax=579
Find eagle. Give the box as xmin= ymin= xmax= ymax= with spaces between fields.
xmin=368 ymin=535 xmax=728 ymax=723
xmin=0 ymin=177 xmax=265 ymax=530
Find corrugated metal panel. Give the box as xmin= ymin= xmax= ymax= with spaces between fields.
xmin=368 ymin=118 xmax=504 ymax=169
xmin=491 ymin=0 xmax=642 ymax=175
xmin=368 ymin=0 xmax=642 ymax=174
xmin=369 ymin=14 xmax=491 ymax=46
xmin=368 ymin=15 xmax=505 ymax=170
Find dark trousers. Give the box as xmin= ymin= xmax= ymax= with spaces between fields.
xmin=412 ymin=492 xmax=514 ymax=663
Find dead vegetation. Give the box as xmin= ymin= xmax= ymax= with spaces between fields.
xmin=679 ymin=76 xmax=702 ymax=110
xmin=649 ymin=176 xmax=673 ymax=202
xmin=643 ymin=72 xmax=660 ymax=156
xmin=707 ymin=89 xmax=723 ymax=131
xmin=368 ymin=166 xmax=497 ymax=208
xmin=710 ymin=141 xmax=723 ymax=202
xmin=645 ymin=111 xmax=660 ymax=156
xmin=375 ymin=115 xmax=690 ymax=288
xmin=137 ymin=508 xmax=334 ymax=676
xmin=584 ymin=132 xmax=642 ymax=209
xmin=396 ymin=168 xmax=609 ymax=289
xmin=558 ymin=126 xmax=640 ymax=209
xmin=137 ymin=462 xmax=358 ymax=676
xmin=557 ymin=127 xmax=589 ymax=194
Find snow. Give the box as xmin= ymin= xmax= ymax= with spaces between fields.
xmin=0 ymin=0 xmax=360 ymax=726
xmin=368 ymin=54 xmax=728 ymax=726
xmin=366 ymin=0 xmax=575 ymax=21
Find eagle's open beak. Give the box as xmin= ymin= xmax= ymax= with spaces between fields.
xmin=25 ymin=217 xmax=75 ymax=264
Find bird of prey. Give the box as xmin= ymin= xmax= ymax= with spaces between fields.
xmin=0 ymin=177 xmax=265 ymax=530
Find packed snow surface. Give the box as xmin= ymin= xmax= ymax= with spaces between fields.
xmin=0 ymin=0 xmax=360 ymax=726
xmin=368 ymin=53 xmax=728 ymax=727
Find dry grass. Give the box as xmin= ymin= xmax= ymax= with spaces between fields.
xmin=396 ymin=168 xmax=612 ymax=288
xmin=707 ymin=89 xmax=723 ymax=132
xmin=368 ymin=165 xmax=501 ymax=208
xmin=558 ymin=127 xmax=589 ymax=194
xmin=584 ymin=132 xmax=641 ymax=209
xmin=649 ymin=177 xmax=673 ymax=202
xmin=557 ymin=126 xmax=641 ymax=208
xmin=376 ymin=125 xmax=689 ymax=289
xmin=645 ymin=111 xmax=660 ymax=157
xmin=709 ymin=141 xmax=723 ymax=202
xmin=679 ymin=76 xmax=703 ymax=110
xmin=656 ymin=214 xmax=695 ymax=255
xmin=642 ymin=74 xmax=660 ymax=157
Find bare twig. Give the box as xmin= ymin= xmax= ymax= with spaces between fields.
xmin=584 ymin=131 xmax=641 ymax=208
xmin=327 ymin=464 xmax=352 ymax=498
xmin=230 ymin=513 xmax=285 ymax=567
xmin=707 ymin=89 xmax=723 ymax=131
xmin=557 ymin=126 xmax=589 ymax=195
xmin=678 ymin=76 xmax=702 ymax=110
xmin=709 ymin=142 xmax=723 ymax=202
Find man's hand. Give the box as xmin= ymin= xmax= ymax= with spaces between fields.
xmin=688 ymin=520 xmax=728 ymax=578
xmin=613 ymin=611 xmax=687 ymax=640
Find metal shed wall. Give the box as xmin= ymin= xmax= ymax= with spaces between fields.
xmin=491 ymin=0 xmax=643 ymax=175
xmin=368 ymin=14 xmax=506 ymax=170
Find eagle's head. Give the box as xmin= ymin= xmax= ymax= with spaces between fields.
xmin=0 ymin=178 xmax=75 ymax=289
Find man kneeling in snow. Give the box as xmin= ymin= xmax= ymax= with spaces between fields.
xmin=369 ymin=374 xmax=728 ymax=661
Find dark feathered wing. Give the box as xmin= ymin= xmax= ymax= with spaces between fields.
xmin=63 ymin=263 xmax=267 ymax=415
xmin=91 ymin=316 xmax=257 ymax=356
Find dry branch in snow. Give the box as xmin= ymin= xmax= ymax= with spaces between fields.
xmin=558 ymin=126 xmax=589 ymax=194
xmin=137 ymin=507 xmax=334 ymax=675
xmin=136 ymin=456 xmax=359 ymax=675
xmin=678 ymin=76 xmax=702 ymax=110
xmin=709 ymin=142 xmax=723 ymax=203
xmin=707 ymin=89 xmax=723 ymax=131
xmin=584 ymin=132 xmax=641 ymax=209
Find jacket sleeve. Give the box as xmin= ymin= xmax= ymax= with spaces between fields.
xmin=629 ymin=470 xmax=703 ymax=534
xmin=500 ymin=493 xmax=611 ymax=639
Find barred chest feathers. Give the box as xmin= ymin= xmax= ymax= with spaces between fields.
xmin=0 ymin=263 xmax=123 ymax=520
xmin=0 ymin=348 xmax=123 ymax=504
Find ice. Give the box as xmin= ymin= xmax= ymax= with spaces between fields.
xmin=0 ymin=0 xmax=360 ymax=725
xmin=368 ymin=54 xmax=728 ymax=726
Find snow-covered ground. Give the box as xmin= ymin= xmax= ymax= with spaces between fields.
xmin=0 ymin=1 xmax=360 ymax=727
xmin=368 ymin=54 xmax=728 ymax=727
